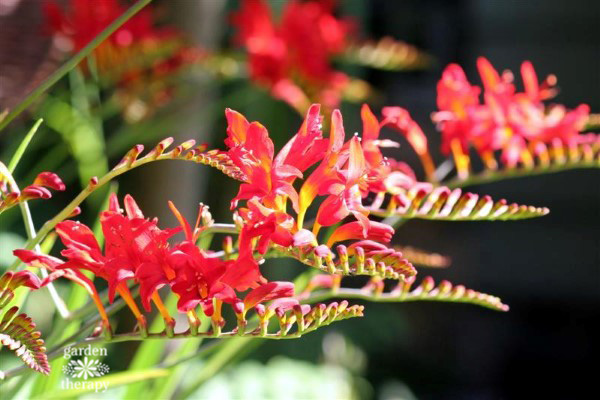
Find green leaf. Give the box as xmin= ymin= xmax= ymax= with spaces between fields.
xmin=0 ymin=233 xmax=25 ymax=269
xmin=32 ymin=368 xmax=170 ymax=399
xmin=7 ymin=119 xmax=43 ymax=173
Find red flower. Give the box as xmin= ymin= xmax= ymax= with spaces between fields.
xmin=44 ymin=0 xmax=156 ymax=53
xmin=274 ymin=104 xmax=329 ymax=175
xmin=43 ymin=0 xmax=198 ymax=119
xmin=434 ymin=57 xmax=590 ymax=170
xmin=17 ymin=194 xmax=177 ymax=318
xmin=231 ymin=0 xmax=352 ymax=111
xmin=165 ymin=202 xmax=267 ymax=313
xmin=225 ymin=109 xmax=302 ymax=212
xmin=297 ymin=108 xmax=346 ymax=228
xmin=0 ymin=270 xmax=42 ymax=293
xmin=237 ymin=199 xmax=295 ymax=253
xmin=381 ymin=107 xmax=436 ymax=180
xmin=313 ymin=136 xmax=370 ymax=232
xmin=357 ymin=105 xmax=425 ymax=208
xmin=327 ymin=221 xmax=394 ymax=247
xmin=0 ymin=171 xmax=65 ymax=213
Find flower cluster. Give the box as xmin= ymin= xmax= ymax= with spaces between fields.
xmin=44 ymin=0 xmax=203 ymax=120
xmin=224 ymin=104 xmax=405 ymax=249
xmin=12 ymin=103 xmax=438 ymax=338
xmin=231 ymin=0 xmax=353 ymax=112
xmin=11 ymin=99 xmax=557 ymax=344
xmin=433 ymin=57 xmax=591 ymax=175
xmin=14 ymin=193 xmax=301 ymax=334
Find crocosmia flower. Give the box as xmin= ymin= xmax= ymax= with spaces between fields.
xmin=231 ymin=0 xmax=352 ymax=112
xmin=434 ymin=57 xmax=590 ymax=173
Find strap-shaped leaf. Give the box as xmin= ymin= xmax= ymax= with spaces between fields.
xmin=342 ymin=37 xmax=431 ymax=71
xmin=302 ymin=275 xmax=508 ymax=312
xmin=449 ymin=134 xmax=600 ymax=187
xmin=269 ymin=241 xmax=416 ymax=281
xmin=370 ymin=185 xmax=549 ymax=220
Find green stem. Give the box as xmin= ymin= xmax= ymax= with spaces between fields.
xmin=304 ymin=288 xmax=506 ymax=311
xmin=0 ymin=0 xmax=153 ymax=133
xmin=0 ymin=162 xmax=69 ymax=317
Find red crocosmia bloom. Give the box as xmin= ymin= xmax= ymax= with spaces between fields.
xmin=433 ymin=63 xmax=481 ymax=157
xmin=327 ymin=221 xmax=394 ymax=247
xmin=230 ymin=0 xmax=286 ymax=85
xmin=0 ymin=270 xmax=43 ymax=292
xmin=13 ymin=249 xmax=112 ymax=329
xmin=297 ymin=109 xmax=347 ymax=228
xmin=167 ymin=241 xmax=266 ymax=314
xmin=49 ymin=195 xmax=177 ymax=313
xmin=165 ymin=202 xmax=266 ymax=313
xmin=434 ymin=57 xmax=590 ymax=171
xmin=225 ymin=108 xmax=302 ymax=212
xmin=167 ymin=242 xmax=235 ymax=313
xmin=381 ymin=106 xmax=436 ymax=181
xmin=314 ymin=136 xmax=370 ymax=233
xmin=231 ymin=0 xmax=352 ymax=111
xmin=279 ymin=0 xmax=350 ymax=84
xmin=44 ymin=0 xmax=197 ymax=118
xmin=237 ymin=199 xmax=295 ymax=253
xmin=99 ymin=195 xmax=178 ymax=310
xmin=243 ymin=281 xmax=295 ymax=311
xmin=33 ymin=172 xmax=66 ymax=191
xmin=274 ymin=104 xmax=329 ymax=175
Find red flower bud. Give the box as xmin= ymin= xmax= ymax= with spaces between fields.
xmin=33 ymin=172 xmax=65 ymax=191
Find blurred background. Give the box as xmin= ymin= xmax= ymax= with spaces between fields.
xmin=0 ymin=0 xmax=598 ymax=399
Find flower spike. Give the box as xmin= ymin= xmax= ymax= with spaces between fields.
xmin=434 ymin=58 xmax=596 ymax=184
xmin=369 ymin=185 xmax=549 ymax=221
